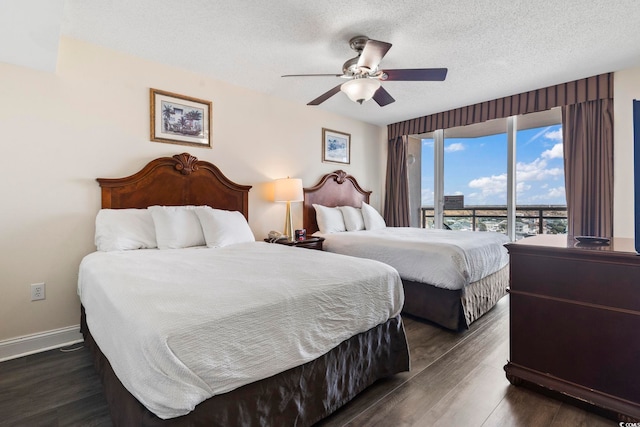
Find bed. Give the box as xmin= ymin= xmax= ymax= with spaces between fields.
xmin=303 ymin=170 xmax=510 ymax=331
xmin=79 ymin=153 xmax=410 ymax=426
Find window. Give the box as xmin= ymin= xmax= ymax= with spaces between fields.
xmin=419 ymin=108 xmax=566 ymax=239
xmin=515 ymin=121 xmax=566 ymax=238
xmin=443 ymin=128 xmax=507 ymax=231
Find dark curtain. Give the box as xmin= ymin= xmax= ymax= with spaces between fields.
xmin=388 ymin=73 xmax=613 ymax=140
xmin=383 ymin=136 xmax=411 ymax=227
xmin=562 ymin=99 xmax=614 ymax=237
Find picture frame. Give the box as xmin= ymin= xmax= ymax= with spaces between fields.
xmin=150 ymin=88 xmax=212 ymax=148
xmin=322 ymin=128 xmax=351 ymax=164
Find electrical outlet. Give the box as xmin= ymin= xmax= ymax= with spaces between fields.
xmin=31 ymin=283 xmax=45 ymax=301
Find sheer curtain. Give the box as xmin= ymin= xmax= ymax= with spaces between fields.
xmin=383 ymin=135 xmax=410 ymax=227
xmin=562 ymin=99 xmax=614 ymax=237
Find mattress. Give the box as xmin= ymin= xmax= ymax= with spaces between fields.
xmin=77 ymin=242 xmax=404 ymax=419
xmin=316 ymin=227 xmax=510 ymax=290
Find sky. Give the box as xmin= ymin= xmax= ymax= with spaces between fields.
xmin=421 ymin=124 xmax=565 ymax=207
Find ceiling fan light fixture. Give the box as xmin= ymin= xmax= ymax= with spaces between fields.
xmin=340 ymin=78 xmax=380 ymax=104
xmin=284 ymin=36 xmax=447 ymax=107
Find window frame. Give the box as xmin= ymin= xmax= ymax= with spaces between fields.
xmin=418 ymin=108 xmax=563 ymax=240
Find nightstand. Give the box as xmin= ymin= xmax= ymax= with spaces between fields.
xmin=264 ymin=236 xmax=325 ymax=250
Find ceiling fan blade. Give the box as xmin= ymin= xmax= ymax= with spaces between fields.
xmin=383 ymin=68 xmax=448 ymax=81
xmin=373 ymin=86 xmax=395 ymax=107
xmin=282 ymin=73 xmax=343 ymax=78
xmin=307 ymin=84 xmax=343 ymax=106
xmin=357 ymin=39 xmax=392 ymax=70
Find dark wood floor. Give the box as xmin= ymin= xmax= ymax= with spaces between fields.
xmin=0 ymin=296 xmax=616 ymax=426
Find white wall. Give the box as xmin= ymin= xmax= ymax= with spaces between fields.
xmin=614 ymin=66 xmax=640 ymax=238
xmin=0 ymin=37 xmax=386 ymax=343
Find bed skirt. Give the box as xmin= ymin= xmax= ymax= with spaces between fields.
xmin=80 ymin=307 xmax=410 ymax=426
xmin=402 ymin=264 xmax=509 ymax=331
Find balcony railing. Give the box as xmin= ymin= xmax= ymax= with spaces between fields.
xmin=420 ymin=205 xmax=567 ymax=239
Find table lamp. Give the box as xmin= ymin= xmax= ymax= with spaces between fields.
xmin=274 ymin=177 xmax=303 ymax=240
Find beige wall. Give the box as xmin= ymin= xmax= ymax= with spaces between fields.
xmin=614 ymin=66 xmax=640 ymax=238
xmin=0 ymin=37 xmax=386 ymax=342
xmin=2 ymin=37 xmax=636 ymax=345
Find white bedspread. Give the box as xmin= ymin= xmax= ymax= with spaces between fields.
xmin=317 ymin=228 xmax=510 ymax=290
xmin=78 ymin=242 xmax=403 ymax=419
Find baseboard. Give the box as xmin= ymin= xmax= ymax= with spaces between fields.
xmin=0 ymin=325 xmax=83 ymax=362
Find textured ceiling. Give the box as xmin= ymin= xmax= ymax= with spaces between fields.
xmin=57 ymin=0 xmax=640 ymax=126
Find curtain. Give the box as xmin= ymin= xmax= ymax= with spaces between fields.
xmin=387 ymin=73 xmax=613 ymax=140
xmin=562 ymin=99 xmax=614 ymax=237
xmin=383 ymin=136 xmax=411 ymax=227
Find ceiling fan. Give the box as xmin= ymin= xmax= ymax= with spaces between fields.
xmin=282 ymin=36 xmax=448 ymax=107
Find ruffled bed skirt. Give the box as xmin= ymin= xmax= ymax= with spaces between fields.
xmin=81 ymin=307 xmax=410 ymax=426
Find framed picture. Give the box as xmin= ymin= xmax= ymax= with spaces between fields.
xmin=150 ymin=88 xmax=211 ymax=148
xmin=322 ymin=128 xmax=351 ymax=164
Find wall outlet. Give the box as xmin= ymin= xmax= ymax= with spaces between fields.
xmin=31 ymin=283 xmax=45 ymax=301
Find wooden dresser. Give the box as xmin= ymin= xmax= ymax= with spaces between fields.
xmin=504 ymin=234 xmax=640 ymax=421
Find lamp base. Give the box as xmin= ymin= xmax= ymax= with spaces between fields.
xmin=283 ymin=201 xmax=293 ymax=240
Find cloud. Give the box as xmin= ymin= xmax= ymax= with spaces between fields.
xmin=541 ymin=143 xmax=563 ymax=159
xmin=468 ymin=174 xmax=507 ymax=196
xmin=466 ymin=154 xmax=562 ymax=204
xmin=517 ymin=158 xmax=563 ymax=180
xmin=547 ymin=186 xmax=565 ymax=198
xmin=544 ymin=129 xmax=563 ymax=141
xmin=517 ymin=182 xmax=531 ymax=193
xmin=468 ymin=174 xmax=532 ymax=194
xmin=445 ymin=142 xmax=465 ymax=152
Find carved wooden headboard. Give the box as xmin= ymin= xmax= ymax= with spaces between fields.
xmin=97 ymin=153 xmax=252 ymax=219
xmin=303 ymin=170 xmax=371 ymax=234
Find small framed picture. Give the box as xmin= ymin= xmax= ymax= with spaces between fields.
xmin=322 ymin=128 xmax=351 ymax=164
xmin=150 ymin=88 xmax=211 ymax=148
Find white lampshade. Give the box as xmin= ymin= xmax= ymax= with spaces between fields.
xmin=341 ymin=78 xmax=381 ymax=104
xmin=274 ymin=178 xmax=303 ymax=202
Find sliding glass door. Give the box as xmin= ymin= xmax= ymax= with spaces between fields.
xmin=419 ymin=108 xmax=566 ymax=240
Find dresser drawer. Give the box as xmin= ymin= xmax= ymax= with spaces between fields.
xmin=509 ymin=251 xmax=640 ymax=312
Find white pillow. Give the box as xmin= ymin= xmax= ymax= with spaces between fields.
xmin=313 ymin=204 xmax=346 ymax=234
xmin=148 ymin=205 xmax=206 ymax=249
xmin=95 ymin=209 xmax=157 ymax=251
xmin=339 ymin=206 xmax=365 ymax=231
xmin=361 ymin=202 xmax=386 ymax=230
xmin=195 ymin=207 xmax=255 ymax=247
